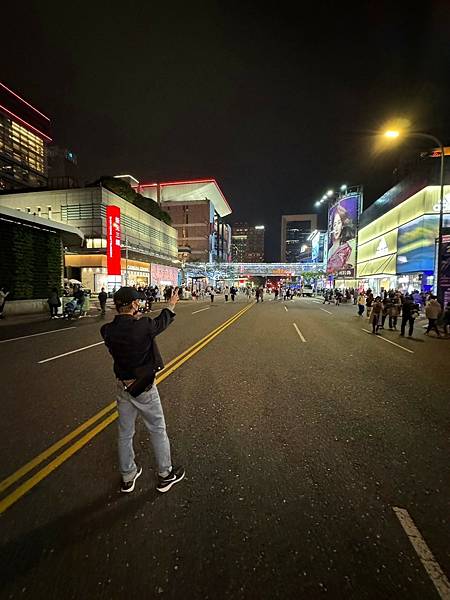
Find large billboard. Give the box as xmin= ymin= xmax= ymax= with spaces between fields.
xmin=396 ymin=214 xmax=438 ymax=274
xmin=327 ymin=194 xmax=360 ymax=277
xmin=106 ymin=205 xmax=121 ymax=275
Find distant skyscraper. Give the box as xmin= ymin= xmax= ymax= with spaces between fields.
xmin=231 ymin=222 xmax=265 ymax=262
xmin=281 ymin=214 xmax=317 ymax=262
xmin=0 ymin=81 xmax=51 ymax=190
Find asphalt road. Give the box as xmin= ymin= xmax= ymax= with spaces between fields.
xmin=0 ymin=295 xmax=449 ymax=599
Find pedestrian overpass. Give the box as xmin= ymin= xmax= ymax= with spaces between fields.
xmin=184 ymin=262 xmax=326 ymax=281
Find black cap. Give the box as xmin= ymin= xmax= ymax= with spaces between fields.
xmin=113 ymin=286 xmax=139 ymax=307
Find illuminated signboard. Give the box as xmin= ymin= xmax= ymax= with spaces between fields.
xmin=327 ymin=193 xmax=360 ymax=277
xmin=106 ymin=205 xmax=121 ymax=275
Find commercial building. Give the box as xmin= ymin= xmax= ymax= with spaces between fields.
xmin=47 ymin=145 xmax=80 ymax=189
xmin=281 ymin=214 xmax=317 ymax=262
xmin=356 ymin=159 xmax=450 ymax=295
xmin=231 ymin=222 xmax=265 ymax=262
xmin=0 ymin=81 xmax=51 ymax=190
xmin=0 ymin=184 xmax=179 ymax=293
xmin=134 ymin=178 xmax=232 ymax=263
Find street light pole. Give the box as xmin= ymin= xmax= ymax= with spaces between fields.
xmin=409 ymin=134 xmax=445 ymax=303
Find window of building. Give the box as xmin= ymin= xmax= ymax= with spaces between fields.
xmin=47 ymin=206 xmax=52 ymax=219
xmin=26 ymin=207 xmax=31 ymax=213
xmin=37 ymin=207 xmax=41 ymax=214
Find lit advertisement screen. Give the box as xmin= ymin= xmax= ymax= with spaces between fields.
xmin=327 ymin=194 xmax=359 ymax=277
xmin=396 ymin=214 xmax=437 ymax=273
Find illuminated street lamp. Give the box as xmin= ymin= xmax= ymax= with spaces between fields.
xmin=383 ymin=128 xmax=446 ymax=303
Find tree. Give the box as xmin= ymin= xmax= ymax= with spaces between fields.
xmin=88 ymin=176 xmax=172 ymax=225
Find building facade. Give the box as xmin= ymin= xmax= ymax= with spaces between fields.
xmin=135 ymin=179 xmax=232 ymax=263
xmin=0 ymin=82 xmax=51 ymax=191
xmin=281 ymin=214 xmax=317 ymax=262
xmin=0 ymin=185 xmax=179 ymax=292
xmin=357 ymin=163 xmax=450 ymax=294
xmin=231 ymin=222 xmax=265 ymax=262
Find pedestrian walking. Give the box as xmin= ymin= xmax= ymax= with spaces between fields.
xmin=224 ymin=285 xmax=229 ymax=302
xmin=101 ymin=286 xmax=185 ymax=494
xmin=47 ymin=287 xmax=61 ymax=318
xmin=366 ymin=290 xmax=374 ymax=319
xmin=209 ymin=287 xmax=215 ymax=303
xmin=98 ymin=287 xmax=108 ymax=316
xmin=230 ymin=286 xmax=236 ymax=302
xmin=255 ymin=288 xmax=261 ymax=303
xmin=357 ymin=292 xmax=366 ymax=316
xmin=0 ymin=286 xmax=10 ymax=319
xmin=388 ymin=295 xmax=400 ymax=330
xmin=400 ymin=295 xmax=419 ymax=337
xmin=424 ymin=296 xmax=442 ymax=337
xmin=370 ymin=296 xmax=383 ymax=334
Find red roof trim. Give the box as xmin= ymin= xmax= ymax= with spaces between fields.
xmin=0 ymin=103 xmax=52 ymax=142
xmin=0 ymin=82 xmax=50 ymax=121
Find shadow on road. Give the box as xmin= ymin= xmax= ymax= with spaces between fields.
xmin=0 ymin=487 xmax=161 ymax=587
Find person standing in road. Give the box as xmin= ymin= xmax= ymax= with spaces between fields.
xmin=370 ymin=296 xmax=383 ymax=334
xmin=366 ymin=290 xmax=374 ymax=319
xmin=255 ymin=288 xmax=261 ymax=303
xmin=98 ymin=287 xmax=108 ymax=316
xmin=224 ymin=285 xmax=229 ymax=302
xmin=209 ymin=287 xmax=215 ymax=303
xmin=0 ymin=286 xmax=10 ymax=319
xmin=388 ymin=294 xmax=400 ymax=330
xmin=101 ymin=286 xmax=185 ymax=494
xmin=357 ymin=292 xmax=366 ymax=316
xmin=424 ymin=296 xmax=442 ymax=337
xmin=47 ymin=287 xmax=61 ymax=319
xmin=230 ymin=286 xmax=237 ymax=302
xmin=400 ymin=294 xmax=419 ymax=337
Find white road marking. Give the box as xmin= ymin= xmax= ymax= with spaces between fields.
xmin=320 ymin=308 xmax=333 ymax=315
xmin=192 ymin=307 xmax=210 ymax=314
xmin=393 ymin=507 xmax=450 ymax=599
xmin=0 ymin=327 xmax=76 ymax=344
xmin=284 ymin=306 xmax=288 ymax=312
xmin=38 ymin=341 xmax=104 ymax=364
xmin=293 ymin=323 xmax=306 ymax=342
xmin=312 ymin=300 xmax=323 ymax=304
xmin=362 ymin=329 xmax=414 ymax=354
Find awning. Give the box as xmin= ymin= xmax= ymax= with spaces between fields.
xmin=0 ymin=205 xmax=84 ymax=246
xmin=357 ymin=254 xmax=397 ymax=277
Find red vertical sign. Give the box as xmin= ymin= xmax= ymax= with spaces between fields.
xmin=106 ymin=205 xmax=121 ymax=275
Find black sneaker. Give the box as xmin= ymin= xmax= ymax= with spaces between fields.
xmin=156 ymin=466 xmax=185 ymax=493
xmin=121 ymin=466 xmax=143 ymax=493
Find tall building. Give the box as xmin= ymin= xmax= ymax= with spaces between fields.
xmin=281 ymin=214 xmax=317 ymax=262
xmin=231 ymin=222 xmax=265 ymax=262
xmin=135 ymin=178 xmax=232 ymax=263
xmin=0 ymin=81 xmax=51 ymax=190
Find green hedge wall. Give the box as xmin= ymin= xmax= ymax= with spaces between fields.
xmin=0 ymin=221 xmax=63 ymax=300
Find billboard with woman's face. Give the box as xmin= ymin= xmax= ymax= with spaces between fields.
xmin=327 ymin=194 xmax=360 ymax=276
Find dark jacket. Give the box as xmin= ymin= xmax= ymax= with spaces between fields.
xmin=402 ymin=299 xmax=418 ymax=318
xmin=98 ymin=291 xmax=107 ymax=303
xmin=100 ymin=308 xmax=175 ymax=381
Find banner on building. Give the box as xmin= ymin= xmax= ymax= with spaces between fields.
xmin=439 ymin=227 xmax=450 ymax=305
xmin=327 ymin=193 xmax=360 ymax=277
xmin=106 ymin=205 xmax=121 ymax=275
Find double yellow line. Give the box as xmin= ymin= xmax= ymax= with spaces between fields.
xmin=0 ymin=302 xmax=253 ymax=515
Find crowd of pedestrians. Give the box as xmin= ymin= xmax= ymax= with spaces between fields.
xmin=355 ymin=288 xmax=450 ymax=338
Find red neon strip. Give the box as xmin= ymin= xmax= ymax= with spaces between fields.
xmin=0 ymin=103 xmax=52 ymax=142
xmin=0 ymin=82 xmax=50 ymax=121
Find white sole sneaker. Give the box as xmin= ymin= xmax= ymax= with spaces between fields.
xmin=121 ymin=466 xmax=143 ymax=493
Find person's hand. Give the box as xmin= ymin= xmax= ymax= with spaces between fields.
xmin=167 ymin=287 xmax=180 ymax=309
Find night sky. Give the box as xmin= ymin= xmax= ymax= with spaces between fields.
xmin=3 ymin=2 xmax=450 ymax=260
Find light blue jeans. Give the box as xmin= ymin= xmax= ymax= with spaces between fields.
xmin=116 ymin=383 xmax=172 ymax=482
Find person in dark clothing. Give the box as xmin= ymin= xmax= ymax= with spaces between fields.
xmin=230 ymin=286 xmax=237 ymax=301
xmin=400 ymin=295 xmax=419 ymax=337
xmin=443 ymin=302 xmax=450 ymax=336
xmin=370 ymin=297 xmax=383 ymax=334
xmin=73 ymin=286 xmax=85 ymax=311
xmin=101 ymin=286 xmax=185 ymax=494
xmin=98 ymin=287 xmax=107 ymax=315
xmin=47 ymin=287 xmax=60 ymax=318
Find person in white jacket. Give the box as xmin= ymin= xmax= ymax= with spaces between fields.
xmin=425 ymin=297 xmax=442 ymax=337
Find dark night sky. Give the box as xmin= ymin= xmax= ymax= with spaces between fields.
xmin=2 ymin=1 xmax=450 ymax=260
